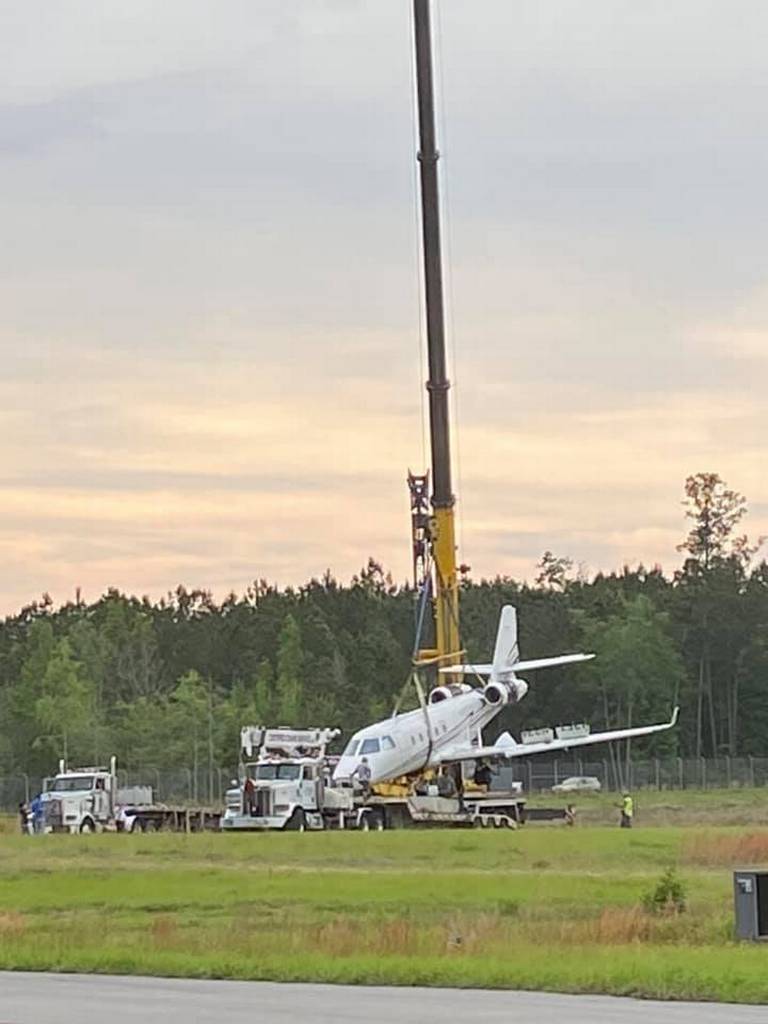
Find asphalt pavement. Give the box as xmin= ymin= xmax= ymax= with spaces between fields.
xmin=1 ymin=973 xmax=767 ymax=1023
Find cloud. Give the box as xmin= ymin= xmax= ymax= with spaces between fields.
xmin=3 ymin=1 xmax=768 ymax=613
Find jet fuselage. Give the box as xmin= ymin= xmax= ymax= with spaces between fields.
xmin=333 ymin=688 xmax=499 ymax=785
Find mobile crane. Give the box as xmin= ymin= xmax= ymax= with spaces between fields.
xmin=408 ymin=0 xmax=462 ymax=677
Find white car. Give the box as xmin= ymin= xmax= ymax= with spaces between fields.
xmin=552 ymin=775 xmax=602 ymax=794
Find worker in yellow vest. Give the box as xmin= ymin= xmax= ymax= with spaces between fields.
xmin=620 ymin=792 xmax=634 ymax=828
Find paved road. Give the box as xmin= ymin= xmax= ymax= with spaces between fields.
xmin=0 ymin=973 xmax=765 ymax=1023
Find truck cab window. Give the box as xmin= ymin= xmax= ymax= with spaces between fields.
xmin=255 ymin=764 xmax=302 ymax=781
xmin=51 ymin=776 xmax=96 ymax=793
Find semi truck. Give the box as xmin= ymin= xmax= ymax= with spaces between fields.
xmin=220 ymin=726 xmax=527 ymax=833
xmin=42 ymin=758 xmax=220 ymax=834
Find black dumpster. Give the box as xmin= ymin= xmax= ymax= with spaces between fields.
xmin=734 ymin=871 xmax=768 ymax=940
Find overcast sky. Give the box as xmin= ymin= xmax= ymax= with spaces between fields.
xmin=1 ymin=0 xmax=767 ymax=614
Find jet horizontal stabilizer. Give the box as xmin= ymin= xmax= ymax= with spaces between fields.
xmin=440 ymin=652 xmax=594 ymax=677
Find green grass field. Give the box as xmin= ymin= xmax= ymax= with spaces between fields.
xmin=2 ymin=793 xmax=768 ymax=1002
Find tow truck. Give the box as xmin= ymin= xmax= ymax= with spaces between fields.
xmin=220 ymin=726 xmax=526 ymax=832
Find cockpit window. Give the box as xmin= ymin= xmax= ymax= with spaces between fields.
xmin=343 ymin=739 xmax=360 ymax=757
xmin=359 ymin=738 xmax=380 ymax=755
xmin=381 ymin=736 xmax=396 ymax=750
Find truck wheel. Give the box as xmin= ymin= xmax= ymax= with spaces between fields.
xmin=285 ymin=808 xmax=306 ymax=832
xmin=79 ymin=818 xmax=95 ymax=834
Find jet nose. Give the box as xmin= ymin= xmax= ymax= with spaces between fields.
xmin=333 ymin=756 xmax=356 ymax=781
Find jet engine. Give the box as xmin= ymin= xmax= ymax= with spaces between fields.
xmin=482 ymin=681 xmax=509 ymax=705
xmin=483 ymin=677 xmax=528 ymax=705
xmin=429 ymin=686 xmax=453 ymax=704
xmin=429 ymin=682 xmax=472 ymax=704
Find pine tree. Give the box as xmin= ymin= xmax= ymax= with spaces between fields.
xmin=275 ymin=616 xmax=304 ymax=725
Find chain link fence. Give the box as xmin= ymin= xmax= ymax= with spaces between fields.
xmin=496 ymin=755 xmax=768 ymax=794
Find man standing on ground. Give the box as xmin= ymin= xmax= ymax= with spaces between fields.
xmin=18 ymin=802 xmax=30 ymax=835
xmin=243 ymin=775 xmax=256 ymax=816
xmin=30 ymin=793 xmax=43 ymax=834
xmin=620 ymin=791 xmax=634 ymax=828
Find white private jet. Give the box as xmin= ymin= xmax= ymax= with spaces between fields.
xmin=333 ymin=605 xmax=678 ymax=785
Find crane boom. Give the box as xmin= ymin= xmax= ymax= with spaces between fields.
xmin=410 ymin=0 xmax=460 ymax=669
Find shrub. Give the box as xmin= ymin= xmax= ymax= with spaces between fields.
xmin=642 ymin=867 xmax=686 ymax=915
xmin=496 ymin=899 xmax=520 ymax=918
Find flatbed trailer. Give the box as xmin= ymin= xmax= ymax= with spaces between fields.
xmin=222 ymin=787 xmax=532 ymax=832
xmin=123 ymin=806 xmax=221 ymax=833
xmin=359 ymin=791 xmax=525 ymax=830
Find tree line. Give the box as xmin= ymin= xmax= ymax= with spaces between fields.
xmin=0 ymin=472 xmax=766 ymax=776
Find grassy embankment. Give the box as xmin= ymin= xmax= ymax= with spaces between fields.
xmin=1 ymin=793 xmax=768 ymax=1002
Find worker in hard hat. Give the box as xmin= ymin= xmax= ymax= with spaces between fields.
xmin=619 ymin=791 xmax=634 ymax=828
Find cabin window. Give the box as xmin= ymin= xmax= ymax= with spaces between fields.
xmin=302 ymin=766 xmax=313 ymax=781
xmin=343 ymin=740 xmax=360 ymax=757
xmin=360 ymin=738 xmax=380 ymax=755
xmin=381 ymin=736 xmax=396 ymax=750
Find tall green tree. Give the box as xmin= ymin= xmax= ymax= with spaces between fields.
xmin=579 ymin=595 xmax=684 ymax=787
xmin=34 ymin=637 xmax=98 ymax=768
xmin=1 ymin=469 xmax=768 ymax=776
xmin=675 ymin=472 xmax=764 ymax=756
xmin=275 ymin=616 xmax=304 ymax=725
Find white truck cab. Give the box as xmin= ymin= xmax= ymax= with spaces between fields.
xmin=42 ymin=757 xmax=155 ymax=834
xmin=221 ymin=727 xmax=353 ymax=832
xmin=43 ymin=758 xmax=118 ymax=834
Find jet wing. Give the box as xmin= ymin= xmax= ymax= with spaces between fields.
xmin=440 ymin=653 xmax=594 ymax=676
xmin=435 ymin=707 xmax=679 ymax=764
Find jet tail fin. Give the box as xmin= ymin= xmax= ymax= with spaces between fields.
xmin=491 ymin=606 xmax=519 ymax=682
xmin=438 ymin=603 xmax=593 ymax=679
